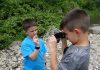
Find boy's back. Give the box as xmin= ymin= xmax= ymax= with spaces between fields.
xmin=57 ymin=45 xmax=90 ymax=70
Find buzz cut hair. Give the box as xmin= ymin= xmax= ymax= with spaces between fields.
xmin=60 ymin=8 xmax=90 ymax=33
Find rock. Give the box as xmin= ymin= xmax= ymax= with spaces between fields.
xmin=89 ymin=26 xmax=100 ymax=34
xmin=0 ymin=27 xmax=100 ymax=70
xmin=0 ymin=41 xmax=23 ymax=70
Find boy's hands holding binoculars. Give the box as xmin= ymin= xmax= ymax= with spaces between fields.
xmin=48 ymin=32 xmax=67 ymax=52
xmin=48 ymin=35 xmax=57 ymax=52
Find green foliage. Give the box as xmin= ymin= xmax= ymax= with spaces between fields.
xmin=0 ymin=0 xmax=100 ymax=49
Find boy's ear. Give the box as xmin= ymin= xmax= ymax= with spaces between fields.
xmin=74 ymin=29 xmax=81 ymax=35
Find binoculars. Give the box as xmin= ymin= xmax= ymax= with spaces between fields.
xmin=54 ymin=32 xmax=66 ymax=43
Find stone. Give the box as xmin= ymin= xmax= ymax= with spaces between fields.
xmin=0 ymin=27 xmax=100 ymax=70
xmin=89 ymin=26 xmax=100 ymax=34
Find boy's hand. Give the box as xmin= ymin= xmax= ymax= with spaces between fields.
xmin=33 ymin=35 xmax=40 ymax=47
xmin=48 ymin=35 xmax=57 ymax=70
xmin=48 ymin=35 xmax=57 ymax=51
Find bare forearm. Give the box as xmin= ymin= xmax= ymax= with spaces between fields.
xmin=61 ymin=39 xmax=67 ymax=52
xmin=48 ymin=35 xmax=58 ymax=70
xmin=50 ymin=53 xmax=57 ymax=70
xmin=49 ymin=48 xmax=57 ymax=70
xmin=29 ymin=49 xmax=39 ymax=60
xmin=30 ymin=35 xmax=40 ymax=60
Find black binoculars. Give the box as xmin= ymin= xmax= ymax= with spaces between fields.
xmin=54 ymin=32 xmax=66 ymax=43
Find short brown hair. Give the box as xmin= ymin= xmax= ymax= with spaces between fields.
xmin=60 ymin=8 xmax=90 ymax=33
xmin=22 ymin=18 xmax=37 ymax=31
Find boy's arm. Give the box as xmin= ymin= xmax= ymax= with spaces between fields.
xmin=29 ymin=36 xmax=40 ymax=60
xmin=29 ymin=48 xmax=39 ymax=60
xmin=61 ymin=38 xmax=68 ymax=53
xmin=48 ymin=35 xmax=57 ymax=70
xmin=50 ymin=48 xmax=57 ymax=70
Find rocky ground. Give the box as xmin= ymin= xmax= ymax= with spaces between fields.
xmin=89 ymin=34 xmax=100 ymax=70
xmin=0 ymin=26 xmax=100 ymax=70
xmin=46 ymin=33 xmax=100 ymax=70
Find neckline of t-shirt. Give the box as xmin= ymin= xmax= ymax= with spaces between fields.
xmin=73 ymin=45 xmax=90 ymax=49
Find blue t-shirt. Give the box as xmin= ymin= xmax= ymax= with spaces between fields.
xmin=21 ymin=36 xmax=47 ymax=70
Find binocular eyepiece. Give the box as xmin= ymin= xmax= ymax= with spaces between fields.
xmin=54 ymin=32 xmax=66 ymax=43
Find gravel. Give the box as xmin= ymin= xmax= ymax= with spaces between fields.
xmin=0 ymin=26 xmax=100 ymax=70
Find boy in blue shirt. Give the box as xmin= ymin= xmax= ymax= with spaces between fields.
xmin=21 ymin=19 xmax=47 ymax=70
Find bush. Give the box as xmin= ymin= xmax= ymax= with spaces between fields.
xmin=0 ymin=0 xmax=100 ymax=49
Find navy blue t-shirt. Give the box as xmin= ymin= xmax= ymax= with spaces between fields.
xmin=57 ymin=45 xmax=90 ymax=70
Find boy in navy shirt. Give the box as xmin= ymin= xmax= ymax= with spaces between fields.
xmin=48 ymin=8 xmax=90 ymax=70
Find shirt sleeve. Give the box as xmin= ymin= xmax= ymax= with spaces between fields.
xmin=41 ymin=39 xmax=47 ymax=55
xmin=21 ymin=44 xmax=33 ymax=58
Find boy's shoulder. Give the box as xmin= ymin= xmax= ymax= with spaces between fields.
xmin=64 ymin=45 xmax=90 ymax=62
xmin=67 ymin=45 xmax=90 ymax=57
xmin=21 ymin=36 xmax=31 ymax=45
xmin=76 ymin=46 xmax=90 ymax=58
